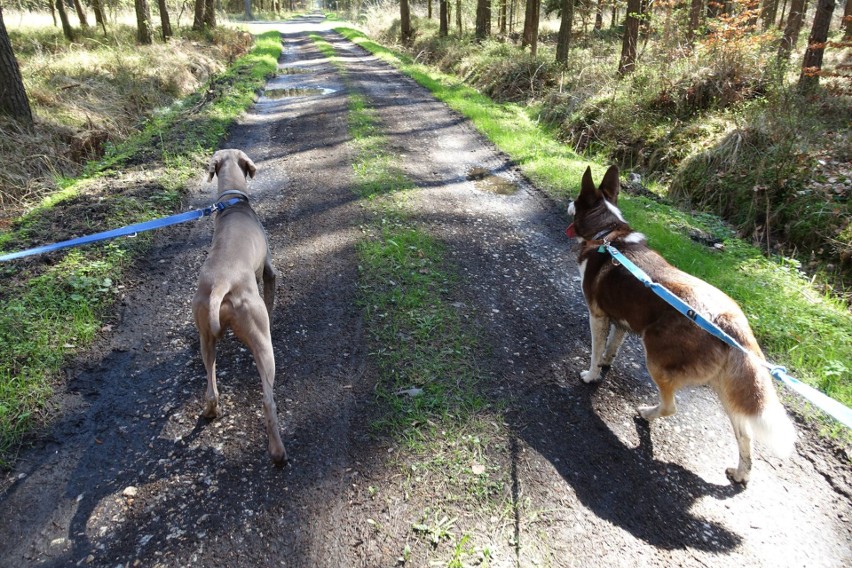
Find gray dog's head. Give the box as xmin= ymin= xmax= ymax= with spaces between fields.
xmin=207 ymin=149 xmax=257 ymax=182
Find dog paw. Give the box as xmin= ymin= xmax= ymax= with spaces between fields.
xmin=202 ymin=400 xmax=220 ymax=419
xmin=725 ymin=467 xmax=749 ymax=486
xmin=638 ymin=405 xmax=659 ymax=421
xmin=580 ymin=370 xmax=599 ymax=383
xmin=270 ymin=446 xmax=288 ymax=467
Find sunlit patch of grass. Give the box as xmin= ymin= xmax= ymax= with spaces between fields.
xmin=0 ymin=245 xmax=129 ymax=464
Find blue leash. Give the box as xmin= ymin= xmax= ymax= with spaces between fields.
xmin=0 ymin=197 xmax=244 ymax=262
xmin=600 ymin=242 xmax=852 ymax=430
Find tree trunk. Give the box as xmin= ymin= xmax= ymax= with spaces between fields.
xmin=618 ymin=0 xmax=641 ymax=75
xmin=475 ymin=0 xmax=491 ymax=40
xmin=72 ymin=0 xmax=89 ymax=28
xmin=555 ymin=0 xmax=574 ymax=64
xmin=499 ymin=0 xmax=507 ymax=33
xmin=56 ymin=0 xmax=75 ymax=41
xmin=522 ymin=0 xmax=541 ymax=56
xmin=687 ymin=0 xmax=703 ymax=45
xmin=428 ymin=0 xmax=432 ymax=19
xmin=594 ymin=0 xmax=603 ymax=30
xmin=778 ymin=0 xmax=807 ymax=58
xmin=244 ymin=0 xmax=254 ymax=19
xmin=843 ymin=0 xmax=851 ymax=38
xmin=761 ymin=0 xmax=780 ymax=29
xmin=157 ymin=0 xmax=173 ymax=39
xmin=0 ymin=8 xmax=33 ymax=125
xmin=204 ymin=0 xmax=216 ymax=27
xmin=193 ymin=0 xmax=205 ymax=30
xmin=798 ymin=0 xmax=836 ymax=91
xmin=456 ymin=0 xmax=462 ymax=33
xmin=440 ymin=0 xmax=449 ymax=36
xmin=91 ymin=0 xmax=108 ymax=34
xmin=135 ymin=0 xmax=153 ymax=44
xmin=778 ymin=0 xmax=789 ymax=28
xmin=400 ymin=0 xmax=412 ymax=43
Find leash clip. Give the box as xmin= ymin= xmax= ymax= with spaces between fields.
xmin=601 ymin=240 xmax=621 ymax=267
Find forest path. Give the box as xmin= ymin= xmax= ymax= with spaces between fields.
xmin=0 ymin=14 xmax=849 ymax=568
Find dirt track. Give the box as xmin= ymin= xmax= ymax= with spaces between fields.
xmin=1 ymin=15 xmax=850 ymax=568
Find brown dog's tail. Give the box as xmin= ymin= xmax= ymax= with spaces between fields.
xmin=727 ymin=354 xmax=797 ymax=459
xmin=750 ymin=380 xmax=797 ymax=459
xmin=718 ymin=315 xmax=797 ymax=459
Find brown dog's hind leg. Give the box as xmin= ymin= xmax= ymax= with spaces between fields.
xmin=725 ymin=416 xmax=752 ymax=484
xmin=639 ymin=376 xmax=677 ymax=421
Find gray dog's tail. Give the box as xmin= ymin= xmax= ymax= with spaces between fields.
xmin=208 ymin=287 xmax=225 ymax=337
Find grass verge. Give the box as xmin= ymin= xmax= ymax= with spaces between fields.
xmin=311 ymin=33 xmax=508 ymax=563
xmin=0 ymin=31 xmax=283 ymax=467
xmin=334 ymin=26 xmax=852 ymax=423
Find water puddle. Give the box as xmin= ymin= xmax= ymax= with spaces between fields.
xmin=279 ymin=67 xmax=311 ymax=75
xmin=467 ymin=167 xmax=518 ymax=195
xmin=263 ymin=87 xmax=336 ymax=98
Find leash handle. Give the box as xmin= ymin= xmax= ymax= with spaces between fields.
xmin=599 ymin=242 xmax=852 ymax=429
xmin=0 ymin=197 xmax=243 ymax=262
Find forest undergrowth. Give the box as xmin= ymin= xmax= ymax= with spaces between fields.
xmin=355 ymin=5 xmax=851 ymax=304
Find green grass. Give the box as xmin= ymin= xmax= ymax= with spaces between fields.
xmin=0 ymin=31 xmax=283 ymax=466
xmin=311 ymin=35 xmax=506 ymax=562
xmin=335 ymin=26 xmax=852 ymax=418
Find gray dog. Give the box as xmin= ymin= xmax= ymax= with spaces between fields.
xmin=192 ymin=149 xmax=286 ymax=465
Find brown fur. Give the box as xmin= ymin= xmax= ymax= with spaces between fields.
xmin=567 ymin=165 xmax=795 ymax=484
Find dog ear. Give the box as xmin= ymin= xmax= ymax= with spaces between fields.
xmin=579 ymin=166 xmax=599 ymax=204
xmin=239 ymin=152 xmax=257 ymax=179
xmin=599 ymin=165 xmax=620 ymax=204
xmin=207 ymin=155 xmax=219 ymax=182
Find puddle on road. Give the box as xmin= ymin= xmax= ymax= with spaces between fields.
xmin=263 ymin=87 xmax=336 ymax=98
xmin=279 ymin=67 xmax=311 ymax=74
xmin=467 ymin=167 xmax=519 ymax=195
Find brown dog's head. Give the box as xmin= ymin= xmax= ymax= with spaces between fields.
xmin=207 ymin=149 xmax=257 ymax=182
xmin=566 ymin=165 xmax=625 ymax=241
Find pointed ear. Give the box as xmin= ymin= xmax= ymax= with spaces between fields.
xmin=579 ymin=166 xmax=599 ymax=204
xmin=599 ymin=165 xmax=620 ymax=204
xmin=238 ymin=151 xmax=256 ymax=179
xmin=207 ymin=154 xmax=219 ymax=182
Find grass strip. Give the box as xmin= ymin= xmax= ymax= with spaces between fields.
xmin=0 ymin=31 xmax=283 ymax=466
xmin=334 ymin=26 xmax=852 ymax=419
xmin=312 ymin=33 xmax=505 ymax=560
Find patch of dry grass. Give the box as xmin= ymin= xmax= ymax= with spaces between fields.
xmin=2 ymin=19 xmax=252 ymax=221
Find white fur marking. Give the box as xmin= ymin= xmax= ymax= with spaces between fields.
xmin=623 ymin=232 xmax=646 ymax=244
xmin=604 ymin=200 xmax=626 ymax=222
xmin=567 ymin=201 xmax=575 ymax=216
xmin=577 ymin=259 xmax=587 ymax=286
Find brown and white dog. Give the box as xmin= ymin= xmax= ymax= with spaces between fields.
xmin=566 ymin=165 xmax=795 ymax=484
xmin=192 ymin=149 xmax=286 ymax=465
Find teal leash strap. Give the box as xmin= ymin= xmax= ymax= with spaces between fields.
xmin=600 ymin=243 xmax=852 ymax=429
